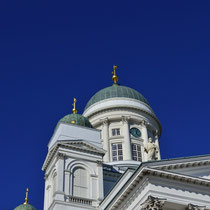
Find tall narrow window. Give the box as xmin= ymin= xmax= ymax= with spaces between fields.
xmin=132 ymin=144 xmax=142 ymax=161
xmin=112 ymin=143 xmax=123 ymax=161
xmin=112 ymin=128 xmax=120 ymax=136
xmin=72 ymin=167 xmax=88 ymax=198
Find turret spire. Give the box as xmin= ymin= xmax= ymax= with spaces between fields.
xmin=72 ymin=98 xmax=77 ymax=114
xmin=112 ymin=65 xmax=118 ymax=84
xmin=24 ymin=188 xmax=29 ymax=204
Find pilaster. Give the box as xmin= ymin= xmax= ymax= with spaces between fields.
xmin=155 ymin=131 xmax=161 ymax=160
xmin=54 ymin=153 xmax=65 ymax=201
xmin=102 ymin=118 xmax=110 ymax=162
xmin=141 ymin=120 xmax=148 ymax=143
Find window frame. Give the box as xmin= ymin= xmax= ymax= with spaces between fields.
xmin=112 ymin=143 xmax=123 ymax=161
xmin=112 ymin=128 xmax=120 ymax=136
xmin=131 ymin=143 xmax=142 ymax=161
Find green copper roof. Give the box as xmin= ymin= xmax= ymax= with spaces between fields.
xmin=85 ymin=84 xmax=150 ymax=110
xmin=14 ymin=204 xmax=36 ymax=210
xmin=57 ymin=113 xmax=93 ymax=128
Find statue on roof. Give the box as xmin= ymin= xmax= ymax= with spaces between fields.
xmin=144 ymin=137 xmax=159 ymax=161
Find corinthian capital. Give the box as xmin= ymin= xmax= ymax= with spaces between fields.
xmin=122 ymin=116 xmax=130 ymax=124
xmin=187 ymin=204 xmax=205 ymax=210
xmin=101 ymin=118 xmax=109 ymax=126
xmin=141 ymin=196 xmax=166 ymax=210
xmin=140 ymin=120 xmax=149 ymax=127
xmin=57 ymin=152 xmax=65 ymax=160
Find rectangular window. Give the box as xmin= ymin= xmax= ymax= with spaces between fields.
xmin=132 ymin=144 xmax=142 ymax=161
xmin=112 ymin=143 xmax=123 ymax=161
xmin=112 ymin=128 xmax=120 ymax=136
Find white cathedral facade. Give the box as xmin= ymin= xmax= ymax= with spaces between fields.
xmin=40 ymin=68 xmax=210 ymax=210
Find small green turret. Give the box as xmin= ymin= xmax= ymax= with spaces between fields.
xmin=14 ymin=188 xmax=36 ymax=210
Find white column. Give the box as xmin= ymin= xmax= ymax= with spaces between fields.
xmin=122 ymin=116 xmax=132 ymax=160
xmin=55 ymin=153 xmax=65 ymax=201
xmin=96 ymin=161 xmax=104 ymax=202
xmin=141 ymin=120 xmax=149 ymax=161
xmin=141 ymin=120 xmax=148 ymax=144
xmin=64 ymin=170 xmax=70 ymax=195
xmin=102 ymin=118 xmax=110 ymax=162
xmin=155 ymin=133 xmax=161 ymax=160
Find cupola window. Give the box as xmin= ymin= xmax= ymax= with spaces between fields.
xmin=112 ymin=128 xmax=120 ymax=136
xmin=112 ymin=143 xmax=123 ymax=161
xmin=132 ymin=144 xmax=142 ymax=161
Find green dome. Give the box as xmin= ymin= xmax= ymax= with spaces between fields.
xmin=85 ymin=84 xmax=150 ymax=110
xmin=58 ymin=113 xmax=93 ymax=128
xmin=14 ymin=204 xmax=36 ymax=210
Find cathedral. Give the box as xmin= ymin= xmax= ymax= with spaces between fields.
xmin=15 ymin=66 xmax=210 ymax=210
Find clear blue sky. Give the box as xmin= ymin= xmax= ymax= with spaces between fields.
xmin=0 ymin=1 xmax=210 ymax=209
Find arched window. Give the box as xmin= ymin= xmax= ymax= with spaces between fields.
xmin=72 ymin=167 xmax=88 ymax=198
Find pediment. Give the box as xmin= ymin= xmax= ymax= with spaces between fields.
xmin=57 ymin=140 xmax=105 ymax=154
xmin=42 ymin=140 xmax=105 ymax=171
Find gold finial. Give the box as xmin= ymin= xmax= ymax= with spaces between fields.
xmin=112 ymin=65 xmax=118 ymax=84
xmin=24 ymin=188 xmax=29 ymax=204
xmin=72 ymin=98 xmax=77 ymax=114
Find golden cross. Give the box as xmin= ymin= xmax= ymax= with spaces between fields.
xmin=24 ymin=188 xmax=29 ymax=204
xmin=112 ymin=65 xmax=118 ymax=83
xmin=72 ymin=98 xmax=77 ymax=114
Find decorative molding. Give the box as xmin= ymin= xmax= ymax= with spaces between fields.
xmin=122 ymin=116 xmax=130 ymax=124
xmin=88 ymin=106 xmax=161 ymax=133
xmin=187 ymin=203 xmax=206 ymax=210
xmin=141 ymin=196 xmax=166 ymax=210
xmin=155 ymin=159 xmax=210 ymax=171
xmin=141 ymin=195 xmax=166 ymax=210
xmin=44 ymin=174 xmax=49 ymax=180
xmin=57 ymin=152 xmax=65 ymax=160
xmin=65 ymin=195 xmax=94 ymax=205
xmin=96 ymin=160 xmax=103 ymax=166
xmin=102 ymin=166 xmax=210 ymax=210
xmin=42 ymin=141 xmax=105 ymax=171
xmin=101 ymin=118 xmax=109 ymax=126
xmin=140 ymin=120 xmax=147 ymax=127
xmin=46 ymin=185 xmax=51 ymax=190
xmin=121 ymin=178 xmax=149 ymax=210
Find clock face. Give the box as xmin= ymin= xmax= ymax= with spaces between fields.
xmin=130 ymin=127 xmax=141 ymax=138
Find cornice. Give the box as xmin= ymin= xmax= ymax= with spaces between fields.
xmin=92 ymin=107 xmax=161 ymax=135
xmin=102 ymin=167 xmax=210 ymax=210
xmin=151 ymin=159 xmax=210 ymax=171
xmin=42 ymin=140 xmax=105 ymax=171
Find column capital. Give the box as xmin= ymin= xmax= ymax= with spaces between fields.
xmin=101 ymin=118 xmax=109 ymax=126
xmin=57 ymin=152 xmax=65 ymax=160
xmin=96 ymin=160 xmax=103 ymax=166
xmin=187 ymin=204 xmax=205 ymax=210
xmin=155 ymin=129 xmax=159 ymax=139
xmin=141 ymin=196 xmax=166 ymax=210
xmin=44 ymin=174 xmax=49 ymax=180
xmin=122 ymin=116 xmax=130 ymax=124
xmin=140 ymin=120 xmax=149 ymax=127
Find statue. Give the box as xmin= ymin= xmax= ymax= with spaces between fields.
xmin=144 ymin=137 xmax=158 ymax=160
